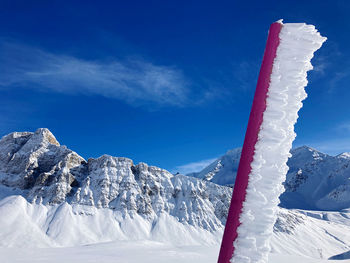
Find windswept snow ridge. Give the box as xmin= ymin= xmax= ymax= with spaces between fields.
xmin=230 ymin=23 xmax=326 ymax=263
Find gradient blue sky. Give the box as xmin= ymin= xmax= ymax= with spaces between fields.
xmin=0 ymin=0 xmax=349 ymax=173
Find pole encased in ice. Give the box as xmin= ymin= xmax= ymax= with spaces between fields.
xmin=218 ymin=21 xmax=326 ymax=263
xmin=218 ymin=22 xmax=282 ymax=263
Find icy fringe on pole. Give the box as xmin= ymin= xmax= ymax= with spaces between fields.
xmin=227 ymin=22 xmax=326 ymax=263
xmin=232 ymin=22 xmax=326 ymax=262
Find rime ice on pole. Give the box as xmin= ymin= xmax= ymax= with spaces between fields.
xmin=218 ymin=21 xmax=326 ymax=263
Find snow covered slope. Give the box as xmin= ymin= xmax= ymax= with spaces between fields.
xmin=272 ymin=208 xmax=350 ymax=259
xmin=188 ymin=146 xmax=350 ymax=211
xmin=0 ymin=191 xmax=350 ymax=260
xmin=1 ymin=129 xmax=350 ymax=262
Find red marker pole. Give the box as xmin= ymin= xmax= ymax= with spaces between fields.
xmin=217 ymin=22 xmax=282 ymax=263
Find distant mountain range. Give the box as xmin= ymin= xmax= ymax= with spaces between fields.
xmin=187 ymin=146 xmax=350 ymax=211
xmin=0 ymin=128 xmax=350 ymax=260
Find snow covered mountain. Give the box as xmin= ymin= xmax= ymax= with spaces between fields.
xmin=187 ymin=148 xmax=241 ymax=187
xmin=188 ymin=146 xmax=350 ymax=211
xmin=1 ymin=128 xmax=350 ymax=262
xmin=0 ymin=128 xmax=231 ymax=247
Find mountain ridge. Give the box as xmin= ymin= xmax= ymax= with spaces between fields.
xmin=187 ymin=145 xmax=350 ymax=211
xmin=0 ymin=128 xmax=231 ymax=232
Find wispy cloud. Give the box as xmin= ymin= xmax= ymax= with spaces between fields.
xmin=329 ymin=71 xmax=350 ymax=93
xmin=173 ymin=157 xmax=217 ymax=175
xmin=312 ymin=56 xmax=328 ymax=75
xmin=311 ymin=41 xmax=349 ymax=94
xmin=293 ymin=121 xmax=350 ymax=156
xmin=336 ymin=122 xmax=350 ymax=133
xmin=232 ymin=61 xmax=260 ymax=91
xmin=0 ymin=41 xmax=190 ymax=107
xmin=307 ymin=138 xmax=350 ymax=156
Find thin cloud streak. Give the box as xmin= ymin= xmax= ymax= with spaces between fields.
xmin=304 ymin=139 xmax=350 ymax=156
xmin=232 ymin=61 xmax=260 ymax=91
xmin=329 ymin=71 xmax=350 ymax=93
xmin=335 ymin=122 xmax=350 ymax=133
xmin=173 ymin=157 xmax=218 ymax=175
xmin=0 ymin=41 xmax=190 ymax=107
xmin=293 ymin=121 xmax=350 ymax=156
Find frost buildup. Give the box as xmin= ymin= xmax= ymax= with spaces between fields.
xmin=231 ymin=23 xmax=326 ymax=263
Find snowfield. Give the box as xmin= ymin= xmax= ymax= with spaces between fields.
xmin=1 ymin=184 xmax=350 ymax=262
xmin=0 ymin=128 xmax=350 ymax=262
xmin=0 ymin=242 xmax=349 ymax=263
xmin=0 ymin=241 xmax=349 ymax=263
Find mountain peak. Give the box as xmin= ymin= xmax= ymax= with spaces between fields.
xmin=337 ymin=152 xmax=350 ymax=159
xmin=224 ymin=147 xmax=242 ymax=158
xmin=290 ymin=145 xmax=328 ymax=162
xmin=34 ymin=128 xmax=60 ymax=146
xmin=291 ymin=145 xmax=318 ymax=153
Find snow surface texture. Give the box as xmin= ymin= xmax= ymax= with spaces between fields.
xmin=0 ymin=241 xmax=349 ymax=263
xmin=0 ymin=240 xmax=350 ymax=263
xmin=231 ymin=23 xmax=326 ymax=263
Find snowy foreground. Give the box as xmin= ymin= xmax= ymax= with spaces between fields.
xmin=0 ymin=241 xmax=349 ymax=263
xmin=1 ymin=191 xmax=350 ymax=262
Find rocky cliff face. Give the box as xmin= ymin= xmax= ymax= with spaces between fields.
xmin=0 ymin=128 xmax=231 ymax=232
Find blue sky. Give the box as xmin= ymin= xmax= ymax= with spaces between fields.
xmin=0 ymin=0 xmax=350 ymax=174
